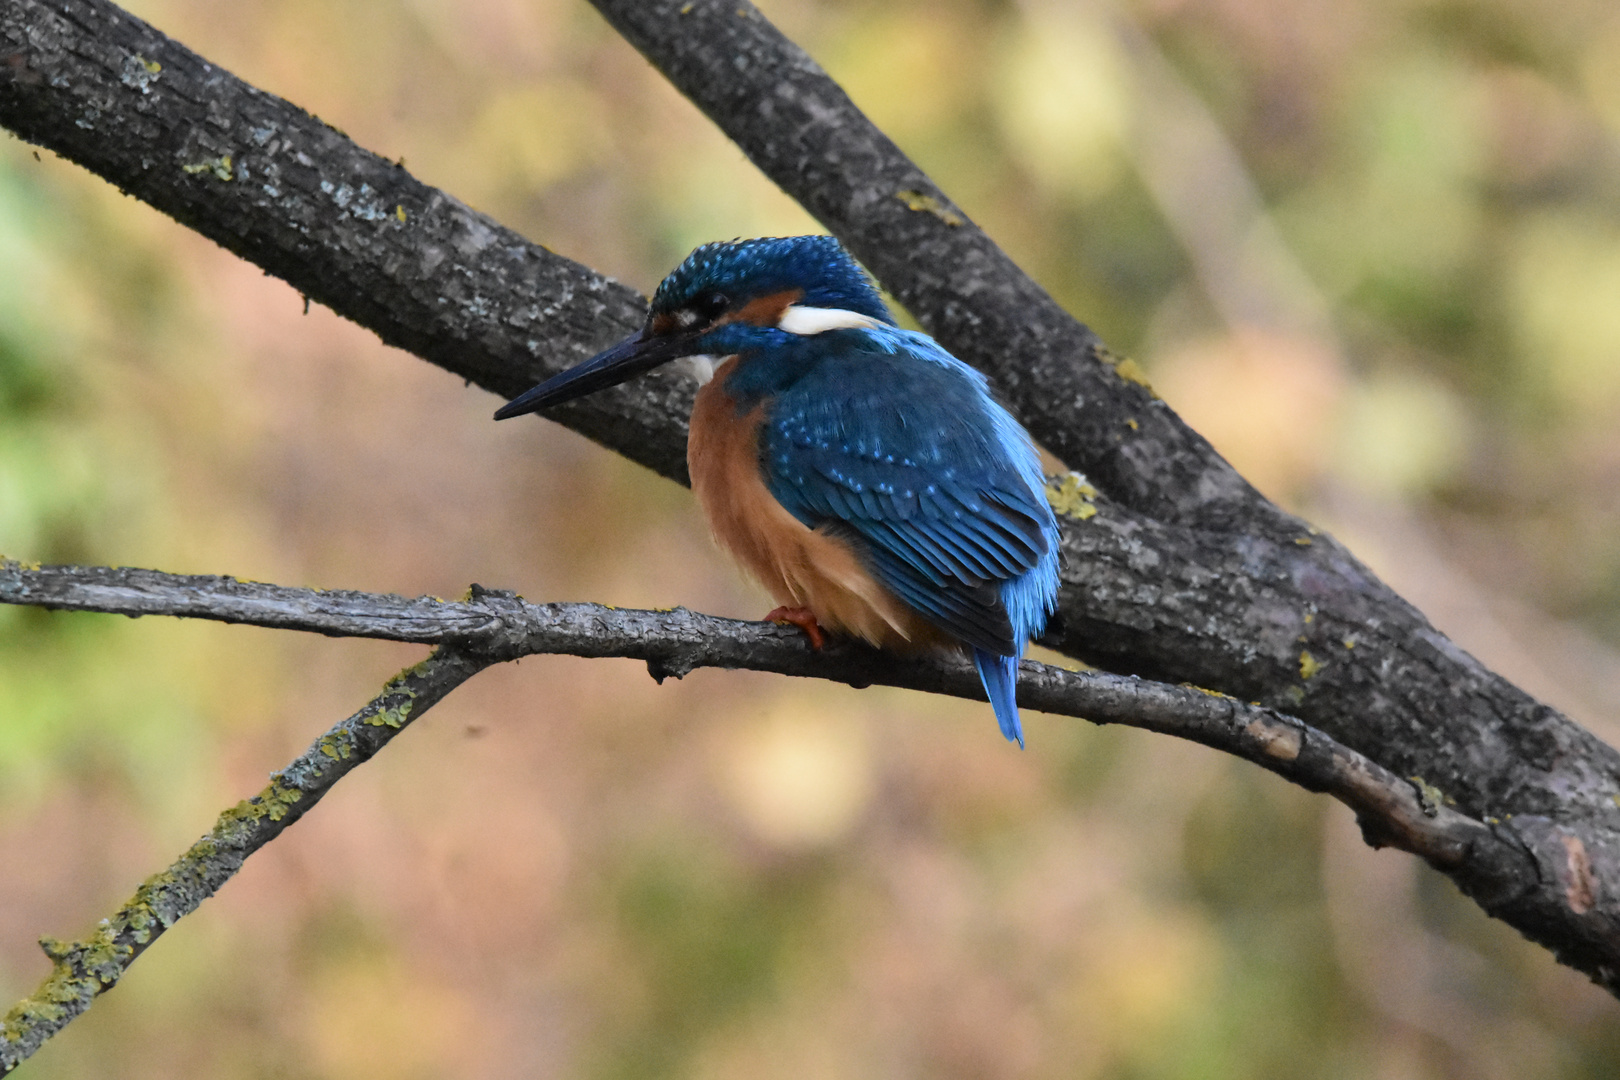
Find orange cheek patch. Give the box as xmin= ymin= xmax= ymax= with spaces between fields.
xmin=651 ymin=312 xmax=680 ymax=336
xmin=730 ymin=289 xmax=802 ymax=327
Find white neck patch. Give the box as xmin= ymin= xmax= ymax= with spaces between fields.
xmin=678 ymin=353 xmax=720 ymax=385
xmin=777 ymin=304 xmax=881 ymax=336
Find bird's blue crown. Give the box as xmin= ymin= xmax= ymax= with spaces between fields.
xmin=650 ymin=236 xmax=896 ymax=325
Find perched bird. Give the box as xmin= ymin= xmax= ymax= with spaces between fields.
xmin=495 ymin=236 xmax=1059 ymax=746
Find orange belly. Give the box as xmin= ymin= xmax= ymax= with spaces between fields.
xmin=687 ymin=357 xmax=941 ymax=650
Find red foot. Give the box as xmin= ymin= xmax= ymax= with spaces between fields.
xmin=765 ymin=606 xmax=826 ymax=650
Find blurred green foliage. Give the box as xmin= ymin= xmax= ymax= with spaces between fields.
xmin=4 ymin=0 xmax=1620 ymax=1077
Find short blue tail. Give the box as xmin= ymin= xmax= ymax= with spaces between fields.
xmin=973 ymin=647 xmax=1024 ymax=749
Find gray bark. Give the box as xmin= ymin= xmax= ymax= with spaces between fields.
xmin=2 ymin=0 xmax=1617 ymax=994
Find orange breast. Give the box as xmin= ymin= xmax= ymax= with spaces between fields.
xmin=687 ymin=357 xmax=941 ymax=651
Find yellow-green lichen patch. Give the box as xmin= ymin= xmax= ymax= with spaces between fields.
xmin=2 ymin=963 xmax=77 ymax=1040
xmin=264 ymin=781 xmax=303 ymax=821
xmin=1045 ymin=471 xmax=1098 ymax=521
xmin=366 ymin=697 xmax=415 ymax=729
xmin=391 ymin=657 xmax=436 ymax=685
xmin=1182 ymin=683 xmax=1235 ymax=700
xmin=123 ymin=904 xmax=156 ymax=946
xmin=81 ymin=923 xmax=131 ymax=981
xmin=1299 ymin=650 xmax=1323 ymax=679
xmin=1125 ymin=418 xmax=1139 ymax=431
xmin=361 ymin=657 xmax=433 ymax=727
xmin=121 ymin=873 xmax=176 ymax=943
xmin=1 ymin=917 xmax=143 ymax=1047
xmin=217 ymin=797 xmax=263 ymax=832
xmin=395 ymin=204 xmax=407 ymax=222
xmin=42 ymin=921 xmax=131 ymax=990
xmin=216 ymin=779 xmax=305 ymax=832
xmin=895 ymin=189 xmax=965 ymax=226
xmin=182 ymin=155 xmax=233 ymax=181
xmin=1410 ymin=776 xmax=1445 ymax=817
xmin=1294 ymin=536 xmax=1313 ymax=546
xmin=1094 ymin=345 xmax=1158 ymax=397
xmin=318 ymin=731 xmax=355 ymax=760
xmin=1113 ymin=358 xmax=1155 ymax=392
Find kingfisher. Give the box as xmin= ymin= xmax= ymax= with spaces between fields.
xmin=495 ymin=236 xmax=1059 ymax=746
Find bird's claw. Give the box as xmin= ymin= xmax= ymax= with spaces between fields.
xmin=764 ymin=606 xmax=826 ymax=650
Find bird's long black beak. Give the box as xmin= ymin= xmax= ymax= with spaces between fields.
xmin=493 ymin=329 xmax=683 ymax=420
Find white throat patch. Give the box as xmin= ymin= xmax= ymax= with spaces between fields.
xmin=777 ymin=305 xmax=881 ymax=336
xmin=678 ymin=353 xmax=720 ymax=385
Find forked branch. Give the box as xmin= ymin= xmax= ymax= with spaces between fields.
xmin=2 ymin=0 xmax=1618 ymax=1002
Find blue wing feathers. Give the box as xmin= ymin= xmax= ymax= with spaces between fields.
xmin=759 ymin=324 xmax=1060 ymax=742
xmin=922 ymin=512 xmax=1034 ymax=577
xmin=866 ymin=522 xmax=956 ymax=584
xmin=903 ymin=519 xmax=994 ymax=582
xmin=819 ymin=523 xmax=1014 ymax=653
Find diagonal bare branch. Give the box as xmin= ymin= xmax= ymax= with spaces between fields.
xmin=587 ymin=0 xmax=1250 ymax=528
xmin=0 ymin=645 xmax=487 ymax=1075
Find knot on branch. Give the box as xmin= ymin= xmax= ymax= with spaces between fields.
xmin=456 ymin=583 xmax=532 ymax=657
xmin=646 ymin=654 xmax=693 ymax=684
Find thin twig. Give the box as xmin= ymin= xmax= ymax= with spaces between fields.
xmin=0 ymin=644 xmax=487 ymax=1074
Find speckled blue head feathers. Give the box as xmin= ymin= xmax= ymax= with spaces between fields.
xmin=651 ymin=236 xmax=896 ymax=325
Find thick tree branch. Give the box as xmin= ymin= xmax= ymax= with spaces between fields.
xmin=585 ymin=0 xmax=1620 ymax=898
xmin=0 ymin=0 xmax=689 ymax=479
xmin=0 ymin=645 xmax=486 ymax=1075
xmin=588 ymin=0 xmax=1253 ymax=530
xmin=2 ymin=0 xmax=1619 ymax=989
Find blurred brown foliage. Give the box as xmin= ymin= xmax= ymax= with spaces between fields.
xmin=3 ymin=0 xmax=1620 ymax=1076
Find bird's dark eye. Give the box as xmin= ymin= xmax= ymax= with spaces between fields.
xmin=688 ymin=290 xmax=730 ymax=322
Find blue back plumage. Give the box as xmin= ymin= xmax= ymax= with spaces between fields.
xmin=669 ymin=237 xmax=1059 ymax=746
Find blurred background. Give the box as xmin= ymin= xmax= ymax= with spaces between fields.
xmin=3 ymin=0 xmax=1620 ymax=1075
